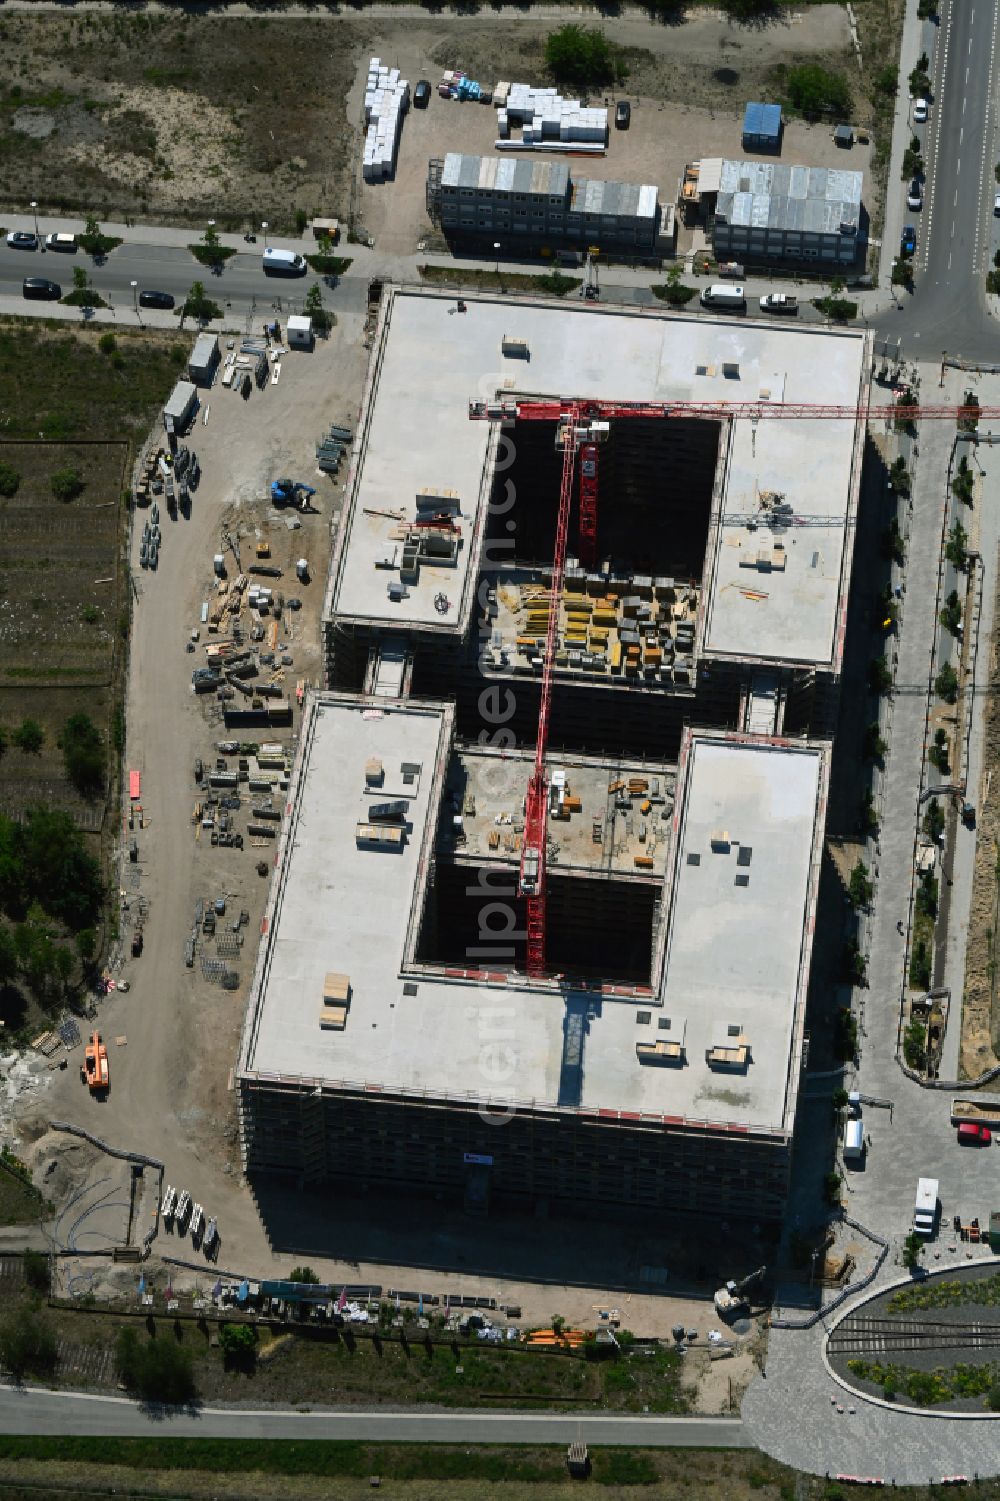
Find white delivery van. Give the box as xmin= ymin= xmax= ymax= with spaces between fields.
xmin=262 ymin=247 xmax=306 ymax=275
xmin=843 ymin=1118 xmax=865 ymax=1164
xmin=700 ymin=283 xmax=746 ymax=309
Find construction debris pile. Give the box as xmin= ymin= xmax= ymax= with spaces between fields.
xmin=488 ymin=572 xmax=699 ymax=684
xmin=364 ymin=57 xmax=411 ymax=183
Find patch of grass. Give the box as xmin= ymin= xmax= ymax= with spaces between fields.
xmin=304 ymin=253 xmax=352 ymax=276
xmin=652 ymin=280 xmax=698 ymax=306
xmin=418 ymin=264 xmax=580 ymax=297
xmin=60 ymin=289 xmax=109 ymax=310
xmin=189 ymin=243 xmax=237 ymax=269
xmin=0 ymin=1162 xmax=43 ymax=1226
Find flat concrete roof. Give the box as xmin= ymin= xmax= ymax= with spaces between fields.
xmin=239 ymin=698 xmax=825 ymax=1133
xmin=325 ymin=288 xmax=868 ymax=672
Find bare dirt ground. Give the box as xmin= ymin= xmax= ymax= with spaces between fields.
xmin=0 ymin=7 xmax=863 ymax=232
xmin=960 ymin=541 xmax=1000 ymax=1079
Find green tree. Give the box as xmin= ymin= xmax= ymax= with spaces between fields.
xmin=935 ymin=662 xmax=959 ymax=704
xmin=823 ymin=1171 xmax=842 ymax=1206
xmin=859 ymin=790 xmax=878 ymax=836
xmin=545 ymin=25 xmax=620 ymax=88
xmin=922 ymin=797 xmax=945 ymax=842
xmin=842 ymin=940 xmax=867 ymax=989
xmin=940 ymin=589 xmax=963 ymax=636
xmin=909 ymin=937 xmax=932 ymax=991
xmin=831 ymin=1087 xmax=849 ymax=1113
xmin=0 ymin=461 xmax=19 ymax=498
xmin=881 ymin=519 xmax=905 ymax=566
xmin=59 ymin=713 xmax=105 ymax=797
xmin=303 ymin=281 xmax=333 ymax=334
xmin=928 ymin=727 xmax=949 ymax=773
xmin=0 ymin=927 xmax=16 ymax=988
xmin=50 ymin=466 xmax=84 ymax=503
xmin=18 ymin=806 xmax=103 ymax=930
xmin=182 ymin=281 xmax=222 ymax=324
xmin=72 ymin=264 xmax=89 ymax=293
xmin=720 ymin=0 xmax=778 ymax=19
xmin=14 ymin=907 xmax=58 ymax=1001
xmin=862 ymin=721 xmax=887 ymax=764
xmin=903 ymin=1019 xmax=927 ymax=1068
xmin=115 ymin=1326 xmax=197 ymax=1405
xmin=889 ymin=457 xmax=911 ymax=497
xmin=0 ymin=1310 xmax=57 ymax=1379
xmin=952 ymin=455 xmax=974 ymax=503
xmin=289 ymin=1266 xmax=320 ymax=1284
xmin=915 ymin=871 xmax=938 ymax=920
xmin=653 ymin=264 xmax=698 ymax=307
xmin=12 ymin=719 xmax=43 ymax=755
xmin=875 ymin=65 xmax=898 ymax=98
xmin=98 ymin=332 xmax=117 ymax=356
xmin=74 ymin=927 xmax=97 ymax=967
xmin=868 ymin=655 xmax=891 ymax=694
xmin=848 ymin=859 xmax=873 ymax=910
xmin=959 ymin=390 xmax=981 ymax=433
xmin=785 ymin=64 xmax=851 ymax=119
xmin=902 ymin=1230 xmax=924 ymax=1271
xmin=945 ymin=520 xmax=969 ymax=569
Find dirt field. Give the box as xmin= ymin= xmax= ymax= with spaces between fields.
xmin=0 ymin=6 xmax=868 ymax=233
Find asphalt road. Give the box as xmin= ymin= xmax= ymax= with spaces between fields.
xmin=874 ymin=0 xmax=1000 ymax=360
xmin=0 ymin=1387 xmax=747 ymax=1444
xmin=0 ymin=239 xmax=369 ymax=321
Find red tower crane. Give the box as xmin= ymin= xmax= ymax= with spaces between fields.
xmin=468 ymin=393 xmax=993 ymax=978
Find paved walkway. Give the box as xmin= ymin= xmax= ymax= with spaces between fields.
xmin=744 ymin=373 xmax=1000 ymax=1479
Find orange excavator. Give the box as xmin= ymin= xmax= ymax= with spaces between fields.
xmin=81 ymin=1031 xmax=109 ymax=1094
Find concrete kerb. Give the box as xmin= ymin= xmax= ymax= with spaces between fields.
xmin=819 ymin=1254 xmax=1000 ymax=1421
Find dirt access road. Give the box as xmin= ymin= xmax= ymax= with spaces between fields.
xmin=27 ymin=307 xmax=370 ymax=1250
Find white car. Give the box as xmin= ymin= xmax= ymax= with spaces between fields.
xmin=995 ymin=194 xmax=1000 ymax=216
xmin=913 ymin=97 xmax=929 ymax=124
xmin=907 ymin=179 xmax=924 ymax=210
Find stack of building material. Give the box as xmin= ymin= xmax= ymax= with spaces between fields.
xmin=363 ymin=57 xmax=410 ymax=182
xmin=499 ymin=83 xmax=607 ymax=151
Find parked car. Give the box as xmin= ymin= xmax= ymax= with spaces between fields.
xmin=907 ymin=178 xmax=924 ymax=210
xmin=414 ymin=79 xmax=431 ymax=109
xmin=22 ymin=277 xmax=61 ymax=300
xmin=139 ymin=289 xmax=175 ymax=309
xmin=912 ymin=97 xmax=929 ymax=124
xmin=900 ymin=224 xmax=917 ymax=255
xmin=45 ymin=232 xmax=77 ymax=252
xmin=5 ymin=230 xmax=37 ymax=250
xmin=615 ymin=101 xmax=631 ymax=130
xmin=957 ymin=1122 xmax=992 ymax=1146
xmin=994 ymin=194 xmax=1000 ymax=216
xmin=759 ymin=293 xmax=798 ymax=313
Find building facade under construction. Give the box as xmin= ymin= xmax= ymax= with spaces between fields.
xmin=236 ymin=287 xmax=871 ymax=1222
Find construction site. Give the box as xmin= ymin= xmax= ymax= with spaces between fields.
xmin=237 ymin=288 xmax=870 ymax=1223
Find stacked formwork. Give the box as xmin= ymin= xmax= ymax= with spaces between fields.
xmin=363 ymin=57 xmax=411 ymax=182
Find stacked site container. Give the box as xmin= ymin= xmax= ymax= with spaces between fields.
xmin=363 ymin=57 xmax=411 ymax=182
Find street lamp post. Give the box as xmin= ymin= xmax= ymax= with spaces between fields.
xmin=130 ymin=280 xmax=139 ymax=318
xmin=29 ymin=200 xmax=39 ymax=241
xmin=494 ymin=242 xmax=501 ymax=278
xmin=261 ymin=221 xmax=269 ymax=249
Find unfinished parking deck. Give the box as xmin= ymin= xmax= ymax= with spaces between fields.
xmin=325 ymin=288 xmax=869 ymax=674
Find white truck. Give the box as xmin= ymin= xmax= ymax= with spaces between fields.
xmin=914 ymin=1177 xmax=939 ymax=1237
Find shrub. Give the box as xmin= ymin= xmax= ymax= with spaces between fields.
xmin=902 ymin=1230 xmax=924 ymax=1271
xmin=653 ymin=265 xmax=699 ymax=306
xmin=0 ymin=1310 xmax=57 ymax=1379
xmin=50 ymin=465 xmax=84 ymax=502
xmin=842 ymin=940 xmax=867 ymax=989
xmin=915 ymin=871 xmax=938 ymax=920
xmin=23 ymin=1250 xmax=50 ymax=1294
xmin=59 ymin=713 xmax=105 ymax=796
xmin=909 ymin=938 xmax=932 ymax=992
xmin=289 ymin=1266 xmax=320 ymax=1284
xmin=814 ymin=296 xmax=858 ymax=322
xmin=0 ymin=461 xmax=19 ymax=498
xmin=868 ymin=655 xmax=891 ymax=694
xmin=952 ymin=456 xmax=974 ymax=503
xmin=12 ymin=719 xmax=43 ymax=755
xmin=536 ymin=270 xmax=578 ymax=296
xmin=98 ymin=333 xmax=117 ymax=356
xmin=923 ymin=798 xmax=944 ymax=842
xmin=903 ymin=1019 xmax=927 ymax=1068
xmin=831 ymin=1087 xmax=849 ymax=1112
xmin=862 ymin=721 xmax=887 ymax=764
xmin=890 ymin=458 xmax=911 ymax=497
xmin=115 ymin=1326 xmax=197 ymax=1405
xmin=219 ymin=1322 xmax=257 ymax=1371
xmin=834 ymin=1005 xmax=858 ymax=1060
xmin=959 ymin=390 xmax=981 ymax=432
xmin=823 ymin=1171 xmax=842 ymax=1206
xmin=785 ymin=63 xmax=851 ymax=119
xmin=988 ymin=1383 xmax=1000 ymax=1411
xmin=945 ymin=520 xmax=968 ymax=569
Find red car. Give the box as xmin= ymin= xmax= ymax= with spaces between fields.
xmin=957 ymin=1122 xmax=992 ymax=1146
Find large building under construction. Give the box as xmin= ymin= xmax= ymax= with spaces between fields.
xmin=236 ymin=288 xmax=870 ymax=1221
